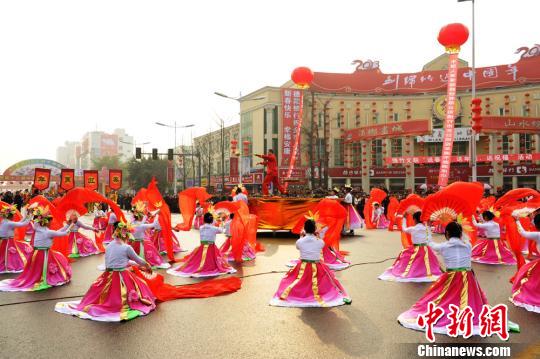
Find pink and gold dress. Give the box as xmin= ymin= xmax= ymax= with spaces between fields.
xmin=167 ymin=223 xmax=236 ymax=278
xmin=271 ymin=234 xmax=351 ymax=307
xmin=471 ymin=219 xmax=516 ymax=265
xmin=67 ymin=220 xmax=100 ymax=258
xmin=0 ymin=217 xmax=33 ymax=273
xmin=130 ymin=218 xmax=170 ymax=269
xmin=55 ymin=239 xmax=155 ymax=322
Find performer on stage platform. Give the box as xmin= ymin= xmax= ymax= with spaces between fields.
xmin=0 ymin=206 xmax=72 ymax=291
xmin=167 ymin=213 xmax=236 ymax=278
xmin=397 ymin=221 xmax=519 ymax=336
xmin=471 ymin=211 xmax=516 ymax=265
xmin=55 ymin=221 xmax=156 ymax=322
xmin=270 ymin=219 xmax=351 ymax=307
xmin=379 ymin=212 xmax=442 ymax=282
xmin=342 ymin=185 xmax=363 ymax=234
xmin=510 ymin=214 xmax=540 ymax=313
xmin=256 ymin=149 xmax=286 ymax=196
xmin=0 ymin=204 xmax=32 ymax=273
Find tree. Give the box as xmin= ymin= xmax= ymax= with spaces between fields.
xmin=125 ymin=158 xmax=170 ymax=193
xmin=91 ymin=155 xmax=123 ymax=170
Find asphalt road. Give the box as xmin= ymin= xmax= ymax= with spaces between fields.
xmin=1 ymin=214 xmax=539 ymax=359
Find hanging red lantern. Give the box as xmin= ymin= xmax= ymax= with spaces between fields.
xmin=243 ymin=140 xmax=250 ymax=156
xmin=291 ymin=67 xmax=314 ymax=88
xmin=362 ymin=152 xmax=366 ymax=155
xmin=504 ymin=95 xmax=510 ymax=99
xmin=438 ymin=23 xmax=469 ymax=52
xmin=382 ymin=143 xmax=387 ymax=147
xmin=497 ymin=139 xmax=502 ymax=143
xmin=509 ymin=138 xmax=514 ymax=143
xmin=486 ymin=97 xmax=490 ymax=101
xmin=497 ymin=146 xmax=502 ymax=150
xmin=406 ymin=171 xmax=412 ymax=175
xmin=372 ymin=109 xmax=376 ymax=113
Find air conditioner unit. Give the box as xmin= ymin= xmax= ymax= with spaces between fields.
xmin=383 ymin=104 xmax=388 ymax=109
xmin=346 ymin=104 xmax=352 ymax=109
xmin=363 ymin=104 xmax=371 ymax=110
xmin=533 ymin=93 xmax=540 ymax=100
xmin=509 ymin=96 xmax=516 ymax=102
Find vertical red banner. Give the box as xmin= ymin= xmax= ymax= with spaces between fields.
xmin=438 ymin=53 xmax=459 ymax=187
xmin=108 ymin=169 xmax=122 ymax=190
xmin=60 ymin=169 xmax=75 ymax=191
xmin=83 ymin=170 xmax=99 ymax=191
xmin=229 ymin=157 xmax=239 ymax=176
xmin=33 ymin=168 xmax=51 ymax=191
xmin=281 ymin=89 xmax=303 ymax=167
xmin=167 ymin=163 xmax=174 ymax=183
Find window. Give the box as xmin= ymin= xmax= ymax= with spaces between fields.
xmin=427 ymin=143 xmax=442 ymax=156
xmin=391 ymin=138 xmax=402 ymax=157
xmin=522 ymin=105 xmax=529 ymax=117
xmin=502 ymin=135 xmax=510 ymax=155
xmin=272 ymin=107 xmax=278 ymax=134
xmin=498 ymin=107 xmax=504 ymax=116
xmin=318 ymin=112 xmax=323 ymax=128
xmin=333 ymin=138 xmax=344 ymax=166
xmin=373 ymin=112 xmax=379 ymax=124
xmin=372 ymin=139 xmax=383 ymax=166
xmin=452 ymin=142 xmax=467 ymax=156
xmin=336 ymin=113 xmax=341 ymax=128
xmin=351 ymin=142 xmax=362 ymax=167
xmin=272 ymin=138 xmax=279 ymax=161
xmin=393 ymin=113 xmax=399 ymax=122
xmin=316 ymin=138 xmax=325 ymax=162
xmin=519 ymin=134 xmax=532 ymax=160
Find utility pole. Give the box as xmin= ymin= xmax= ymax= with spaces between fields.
xmin=322 ymin=101 xmax=330 ymax=188
xmin=221 ymin=119 xmax=225 ymax=194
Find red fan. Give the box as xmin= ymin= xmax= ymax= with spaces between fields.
xmin=386 ymin=197 xmax=399 ymax=232
xmin=421 ymin=192 xmax=472 ymax=224
xmin=478 ymin=196 xmax=496 ymax=212
xmin=494 ymin=188 xmax=540 ymax=210
xmin=369 ymin=188 xmax=388 ymax=204
xmin=396 ymin=194 xmax=425 ymax=216
xmin=131 ymin=188 xmax=148 ymax=207
xmin=442 ymin=182 xmax=484 ymax=215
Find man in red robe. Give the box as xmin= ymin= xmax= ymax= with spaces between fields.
xmin=256 ymin=149 xmax=286 ymax=196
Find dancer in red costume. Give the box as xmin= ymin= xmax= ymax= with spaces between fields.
xmin=255 ymin=149 xmax=286 ymax=196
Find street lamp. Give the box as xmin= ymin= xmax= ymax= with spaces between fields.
xmin=214 ymin=91 xmax=265 ymax=185
xmin=119 ymin=140 xmax=150 ymax=153
xmin=458 ymin=0 xmax=477 ymax=181
xmin=155 ymin=122 xmax=195 ymax=194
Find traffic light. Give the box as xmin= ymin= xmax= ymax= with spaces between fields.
xmin=471 ymin=98 xmax=482 ymax=133
xmin=167 ymin=148 xmax=174 ymax=161
xmin=135 ymin=147 xmax=142 ymax=159
xmin=152 ymin=148 xmax=158 ymax=160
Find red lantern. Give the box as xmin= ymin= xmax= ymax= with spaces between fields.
xmin=438 ymin=23 xmax=469 ymax=52
xmin=372 ymin=109 xmax=376 ymax=113
xmin=243 ymin=140 xmax=250 ymax=156
xmin=291 ymin=67 xmax=314 ymax=88
xmin=471 ymin=98 xmax=482 ymax=132
xmin=509 ymin=138 xmax=514 ymax=143
xmin=497 ymin=146 xmax=502 ymax=150
xmin=362 ymin=152 xmax=366 ymax=155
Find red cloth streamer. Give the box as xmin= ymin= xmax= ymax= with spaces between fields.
xmin=146 ymin=178 xmax=175 ymax=262
xmin=400 ymin=213 xmax=414 ymax=248
xmin=132 ymin=267 xmax=241 ymax=301
xmin=175 ymin=187 xmax=212 ymax=231
xmin=494 ymin=188 xmax=540 ymax=210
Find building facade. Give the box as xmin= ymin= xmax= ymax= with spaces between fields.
xmin=56 ymin=129 xmax=134 ymax=169
xmin=238 ymin=51 xmax=540 ymax=192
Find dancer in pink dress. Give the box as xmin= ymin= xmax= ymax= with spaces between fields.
xmin=103 ymin=210 xmax=117 ymax=244
xmin=193 ymin=203 xmax=204 ymax=230
xmin=397 ymin=221 xmax=519 ymax=336
xmin=92 ymin=204 xmax=108 ymax=231
xmin=270 ymin=219 xmax=351 ymax=307
xmin=167 ymin=213 xmax=236 ymax=278
xmin=66 ymin=211 xmax=100 ymax=258
xmin=342 ymin=186 xmax=363 ymax=235
xmin=471 ymin=211 xmax=516 ymax=265
xmin=220 ymin=213 xmax=256 ymax=262
xmin=0 ymin=203 xmax=32 ymax=273
xmin=510 ymin=214 xmax=540 ymax=313
xmin=0 ymin=206 xmax=72 ymax=291
xmin=372 ymin=202 xmax=390 ymax=229
xmin=130 ymin=209 xmax=170 ymax=269
xmin=148 ymin=212 xmax=183 ymax=254
xmin=379 ymin=212 xmax=442 ymax=282
xmin=55 ymin=221 xmax=156 ymax=322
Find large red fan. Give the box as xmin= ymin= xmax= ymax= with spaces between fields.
xmin=478 ymin=196 xmax=496 ymax=213
xmin=421 ymin=182 xmax=483 ymax=223
xmin=386 ymin=197 xmax=400 ymax=232
xmin=494 ymin=188 xmax=540 ymax=210
xmin=396 ymin=194 xmax=425 ymax=216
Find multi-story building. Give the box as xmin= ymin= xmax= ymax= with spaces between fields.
xmin=57 ymin=129 xmax=134 ymax=169
xmin=193 ymin=124 xmax=240 ymax=188
xmin=55 ymin=141 xmax=79 ymax=168
xmin=238 ymin=50 xmax=540 ymax=192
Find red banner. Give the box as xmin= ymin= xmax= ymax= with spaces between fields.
xmin=278 ymin=167 xmax=306 ymax=179
xmin=477 ymin=164 xmax=540 ymax=176
xmin=386 ymin=153 xmax=540 ymax=165
xmin=281 ymin=88 xmax=303 ymax=167
xmin=230 ymin=157 xmax=239 ymax=176
xmin=108 ymin=169 xmax=122 ymax=190
xmin=438 ymin=52 xmax=459 ymax=187
xmin=481 ymin=116 xmax=540 ymax=134
xmin=344 ymin=120 xmax=431 ymax=142
xmin=83 ymin=170 xmax=99 ymax=191
xmin=60 ymin=169 xmax=75 ymax=191
xmin=33 ymin=168 xmax=51 ymax=191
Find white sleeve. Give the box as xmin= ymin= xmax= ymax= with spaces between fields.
xmin=401 ymin=218 xmax=413 ymax=233
xmin=428 ymin=240 xmax=445 ymax=252
xmin=517 ymin=221 xmax=540 ymax=243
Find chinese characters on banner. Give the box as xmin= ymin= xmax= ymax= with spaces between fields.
xmin=229 ymin=157 xmax=239 ymax=176
xmin=344 ymin=120 xmax=431 ymax=142
xmin=33 ymin=168 xmax=51 ymax=191
xmin=281 ymin=89 xmax=303 ymax=168
xmin=438 ymin=53 xmax=459 ymax=187
xmin=481 ymin=116 xmax=540 ymax=133
xmin=385 ymin=153 xmax=540 ymax=165
xmin=108 ymin=169 xmax=122 ymax=190
xmin=60 ymin=169 xmax=75 ymax=191
xmin=83 ymin=170 xmax=99 ymax=191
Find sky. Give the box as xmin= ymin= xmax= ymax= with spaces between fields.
xmin=1 ymin=0 xmax=538 ymax=172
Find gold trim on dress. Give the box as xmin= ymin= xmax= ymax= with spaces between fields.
xmin=280 ymin=262 xmax=307 ymax=300
xmin=402 ymin=246 xmax=420 ymax=277
xmin=434 ymin=272 xmax=455 ymax=305
xmin=311 ymin=263 xmax=326 ymax=307
xmin=460 ymin=272 xmax=468 ymax=310
xmin=196 ymin=245 xmax=210 ymax=273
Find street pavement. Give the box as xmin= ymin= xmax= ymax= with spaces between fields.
xmin=1 ymin=214 xmax=539 ymax=359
